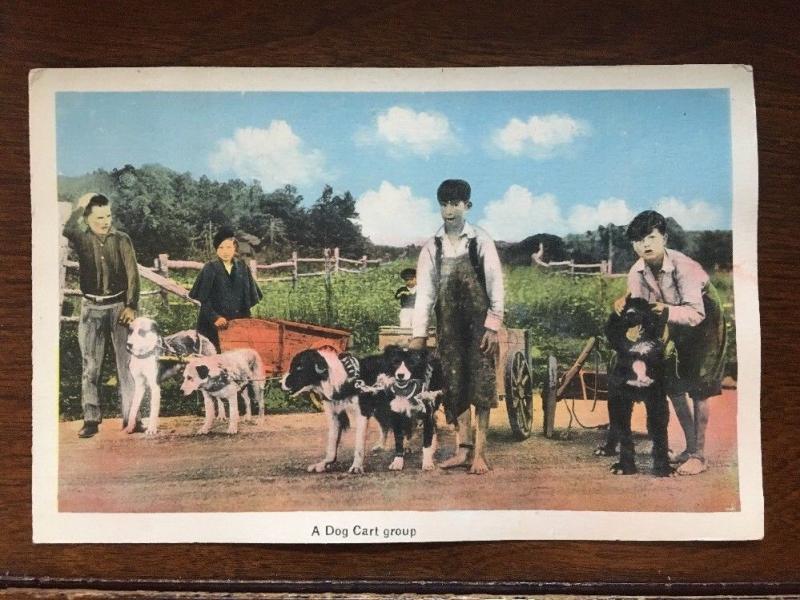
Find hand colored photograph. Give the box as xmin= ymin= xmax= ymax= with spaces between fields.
xmin=31 ymin=66 xmax=762 ymax=543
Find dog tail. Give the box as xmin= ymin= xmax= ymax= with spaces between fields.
xmin=337 ymin=411 xmax=350 ymax=432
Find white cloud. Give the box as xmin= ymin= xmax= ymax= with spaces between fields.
xmin=654 ymin=196 xmax=723 ymax=230
xmin=491 ymin=113 xmax=590 ymax=158
xmin=354 ymin=181 xmax=441 ymax=246
xmin=478 ymin=185 xmax=566 ymax=241
xmin=359 ymin=106 xmax=458 ymax=158
xmin=567 ymin=197 xmax=635 ymax=233
xmin=208 ymin=120 xmax=328 ymax=188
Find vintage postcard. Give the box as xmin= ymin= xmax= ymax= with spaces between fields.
xmin=30 ymin=66 xmax=761 ymax=543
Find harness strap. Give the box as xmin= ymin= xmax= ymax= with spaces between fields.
xmin=434 ymin=236 xmax=487 ymax=296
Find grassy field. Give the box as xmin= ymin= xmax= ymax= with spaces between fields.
xmin=58 ymin=262 xmax=736 ymax=420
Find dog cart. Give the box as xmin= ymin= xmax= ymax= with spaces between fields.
xmin=541 ymin=336 xmax=609 ymax=438
xmin=219 ymin=318 xmax=351 ymax=378
xmin=377 ymin=326 xmax=536 ymax=440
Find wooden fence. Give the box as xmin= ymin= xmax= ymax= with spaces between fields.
xmin=155 ymin=247 xmax=381 ymax=284
xmin=532 ymin=242 xmax=622 ymax=277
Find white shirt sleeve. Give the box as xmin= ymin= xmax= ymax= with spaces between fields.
xmin=412 ymin=241 xmax=437 ymax=338
xmin=479 ymin=231 xmax=504 ymax=331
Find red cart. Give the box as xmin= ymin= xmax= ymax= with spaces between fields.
xmin=219 ymin=318 xmax=351 ymax=378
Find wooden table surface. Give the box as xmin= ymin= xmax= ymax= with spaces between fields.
xmin=1 ymin=0 xmax=798 ymax=595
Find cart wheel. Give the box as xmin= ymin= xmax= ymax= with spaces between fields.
xmin=543 ymin=355 xmax=558 ymax=438
xmin=505 ymin=350 xmax=533 ymax=440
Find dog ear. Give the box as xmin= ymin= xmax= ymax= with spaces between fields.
xmin=195 ymin=364 xmax=210 ymax=380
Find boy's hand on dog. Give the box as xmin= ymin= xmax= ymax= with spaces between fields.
xmin=613 ymin=294 xmax=629 ymax=315
xmin=480 ymin=329 xmax=499 ymax=356
xmin=649 ymin=301 xmax=667 ymax=315
xmin=408 ymin=336 xmax=427 ymax=351
xmin=214 ymin=316 xmax=229 ymax=329
xmin=118 ymin=307 xmax=136 ymax=326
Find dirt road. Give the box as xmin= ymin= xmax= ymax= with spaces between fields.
xmin=59 ymin=391 xmax=739 ymax=513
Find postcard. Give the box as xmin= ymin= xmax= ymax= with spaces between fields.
xmin=30 ymin=65 xmax=761 ymax=543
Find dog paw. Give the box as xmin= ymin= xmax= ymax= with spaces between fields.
xmin=226 ymin=427 xmax=238 ymax=435
xmin=145 ymin=427 xmax=159 ymax=436
xmin=421 ymin=460 xmax=436 ymax=471
xmin=468 ymin=457 xmax=490 ymax=475
xmin=388 ymin=456 xmax=405 ymax=471
xmin=610 ymin=462 xmax=638 ymax=475
xmin=653 ymin=465 xmax=676 ymax=477
xmin=308 ymin=461 xmax=332 ymax=473
xmin=348 ymin=463 xmax=365 ymax=475
xmin=593 ymin=445 xmax=617 ymax=457
xmin=196 ymin=427 xmax=211 ymax=435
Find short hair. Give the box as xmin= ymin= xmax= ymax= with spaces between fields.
xmin=437 ymin=179 xmax=471 ymax=205
xmin=83 ymin=193 xmax=110 ymax=217
xmin=400 ymin=268 xmax=416 ymax=280
xmin=626 ymin=210 xmax=667 ymax=241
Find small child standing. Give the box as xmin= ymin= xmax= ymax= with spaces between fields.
xmin=395 ymin=268 xmax=417 ymax=328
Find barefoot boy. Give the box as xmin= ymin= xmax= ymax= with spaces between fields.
xmin=409 ymin=179 xmax=504 ymax=474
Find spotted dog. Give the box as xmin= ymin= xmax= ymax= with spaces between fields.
xmin=281 ymin=346 xmax=396 ymax=474
xmin=180 ymin=349 xmax=265 ymax=435
xmin=160 ymin=329 xmax=232 ymax=422
xmin=603 ymin=296 xmax=673 ymax=477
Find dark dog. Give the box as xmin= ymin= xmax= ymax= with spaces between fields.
xmin=603 ymin=297 xmax=673 ymax=477
xmin=281 ymin=345 xmax=394 ymax=473
xmin=379 ymin=346 xmax=443 ymax=471
xmin=280 ymin=345 xmax=443 ymax=473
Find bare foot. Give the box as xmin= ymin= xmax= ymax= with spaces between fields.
xmin=468 ymin=456 xmax=490 ymax=474
xmin=677 ymin=456 xmax=707 ymax=475
xmin=440 ymin=447 xmax=471 ymax=469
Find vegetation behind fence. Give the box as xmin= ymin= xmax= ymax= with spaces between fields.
xmin=58 ymin=261 xmax=736 ymax=421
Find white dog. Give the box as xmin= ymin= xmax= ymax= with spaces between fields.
xmin=125 ymin=317 xmax=164 ymax=435
xmin=180 ymin=349 xmax=265 ymax=435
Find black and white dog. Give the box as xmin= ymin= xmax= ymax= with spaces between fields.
xmin=602 ymin=297 xmax=673 ymax=477
xmin=281 ymin=345 xmax=444 ymax=473
xmin=281 ymin=345 xmax=395 ymax=474
xmin=380 ymin=346 xmax=443 ymax=471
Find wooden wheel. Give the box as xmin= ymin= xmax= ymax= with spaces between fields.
xmin=505 ymin=350 xmax=534 ymax=440
xmin=543 ymin=355 xmax=558 ymax=438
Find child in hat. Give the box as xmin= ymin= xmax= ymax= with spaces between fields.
xmin=395 ymin=268 xmax=417 ymax=328
xmin=189 ymin=226 xmax=263 ymax=352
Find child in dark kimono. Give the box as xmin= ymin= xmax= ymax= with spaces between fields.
xmin=410 ymin=179 xmax=504 ymax=474
xmin=189 ymin=226 xmax=263 ymax=352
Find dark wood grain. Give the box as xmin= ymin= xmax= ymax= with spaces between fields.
xmin=2 ymin=0 xmax=799 ymax=593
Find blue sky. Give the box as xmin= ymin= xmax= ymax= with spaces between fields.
xmin=56 ymin=89 xmax=731 ymax=244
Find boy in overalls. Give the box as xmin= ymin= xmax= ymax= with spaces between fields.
xmin=410 ymin=179 xmax=504 ymax=474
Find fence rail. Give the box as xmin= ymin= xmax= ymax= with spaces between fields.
xmin=156 ymin=247 xmax=381 ymax=285
xmin=532 ymin=243 xmax=623 ymax=277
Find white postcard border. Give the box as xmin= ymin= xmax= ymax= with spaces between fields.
xmin=30 ymin=65 xmax=762 ymax=543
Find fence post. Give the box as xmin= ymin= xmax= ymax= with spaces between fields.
xmin=291 ymin=251 xmax=298 ymax=288
xmin=360 ymin=254 xmax=367 ymax=272
xmin=333 ymin=247 xmax=340 ymax=274
xmin=248 ymin=259 xmax=258 ymax=281
xmin=157 ymin=253 xmax=170 ymax=306
xmin=570 ymin=260 xmax=575 ymax=276
xmin=600 ymin=260 xmax=608 ymax=275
